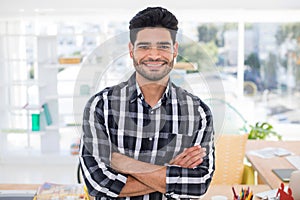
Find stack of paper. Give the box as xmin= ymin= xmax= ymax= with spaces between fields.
xmin=247 ymin=147 xmax=293 ymax=158
xmin=255 ymin=189 xmax=278 ymax=199
xmin=286 ymin=155 xmax=300 ymax=169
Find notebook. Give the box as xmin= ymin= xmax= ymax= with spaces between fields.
xmin=272 ymin=168 xmax=297 ymax=182
xmin=255 ymin=189 xmax=278 ymax=199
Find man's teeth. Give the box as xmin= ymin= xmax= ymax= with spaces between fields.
xmin=145 ymin=63 xmax=164 ymax=67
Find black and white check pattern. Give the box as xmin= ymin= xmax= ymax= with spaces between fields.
xmin=80 ymin=73 xmax=215 ymax=200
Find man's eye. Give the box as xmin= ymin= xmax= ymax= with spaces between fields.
xmin=138 ymin=45 xmax=150 ymax=50
xmin=158 ymin=45 xmax=171 ymax=50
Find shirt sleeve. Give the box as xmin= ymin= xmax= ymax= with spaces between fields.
xmin=165 ymin=104 xmax=215 ymax=199
xmin=79 ymin=94 xmax=128 ymax=198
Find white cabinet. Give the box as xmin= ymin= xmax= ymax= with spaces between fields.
xmin=0 ymin=19 xmax=114 ymax=157
xmin=37 ymin=36 xmax=60 ymax=153
xmin=0 ymin=33 xmax=62 ymax=154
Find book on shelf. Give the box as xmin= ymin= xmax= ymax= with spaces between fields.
xmin=34 ymin=182 xmax=88 ymax=200
xmin=42 ymin=103 xmax=52 ymax=125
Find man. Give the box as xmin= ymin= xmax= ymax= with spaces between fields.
xmin=80 ymin=7 xmax=215 ymax=200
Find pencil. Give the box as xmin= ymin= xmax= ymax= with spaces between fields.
xmin=232 ymin=186 xmax=238 ymax=199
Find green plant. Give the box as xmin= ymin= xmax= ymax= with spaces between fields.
xmin=247 ymin=122 xmax=282 ymax=140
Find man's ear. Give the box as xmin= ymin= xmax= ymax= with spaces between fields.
xmin=128 ymin=42 xmax=134 ymax=58
xmin=173 ymin=42 xmax=179 ymax=58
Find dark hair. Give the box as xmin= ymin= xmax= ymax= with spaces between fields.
xmin=129 ymin=7 xmax=178 ymax=44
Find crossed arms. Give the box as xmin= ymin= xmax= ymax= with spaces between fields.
xmin=80 ymin=141 xmax=213 ymax=198
xmin=111 ymin=145 xmax=207 ymax=197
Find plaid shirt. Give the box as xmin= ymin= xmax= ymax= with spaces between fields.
xmin=80 ymin=73 xmax=215 ymax=200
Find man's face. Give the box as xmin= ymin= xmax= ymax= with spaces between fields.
xmin=129 ymin=27 xmax=178 ymax=82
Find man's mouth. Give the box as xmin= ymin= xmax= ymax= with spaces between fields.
xmin=142 ymin=61 xmax=167 ymax=68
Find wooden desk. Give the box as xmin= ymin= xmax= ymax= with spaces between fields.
xmin=0 ymin=184 xmax=270 ymax=200
xmin=0 ymin=184 xmax=40 ymax=190
xmin=203 ymin=184 xmax=270 ymax=200
xmin=246 ymin=140 xmax=300 ymax=189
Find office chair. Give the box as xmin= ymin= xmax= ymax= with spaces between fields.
xmin=289 ymin=170 xmax=300 ymax=200
xmin=77 ymin=163 xmax=83 ymax=183
xmin=211 ymin=134 xmax=253 ymax=184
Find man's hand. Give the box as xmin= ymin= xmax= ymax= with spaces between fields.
xmin=169 ymin=145 xmax=206 ymax=168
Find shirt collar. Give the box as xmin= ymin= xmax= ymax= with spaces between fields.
xmin=128 ymin=72 xmax=172 ymax=104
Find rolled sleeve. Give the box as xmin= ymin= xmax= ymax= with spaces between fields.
xmin=165 ymin=161 xmax=214 ymax=199
xmin=80 ymin=145 xmax=128 ymax=198
xmin=165 ymin=120 xmax=215 ymax=199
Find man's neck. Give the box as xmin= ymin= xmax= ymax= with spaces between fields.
xmin=136 ymin=75 xmax=169 ymax=107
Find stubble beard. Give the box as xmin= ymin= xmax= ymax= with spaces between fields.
xmin=133 ymin=56 xmax=174 ymax=81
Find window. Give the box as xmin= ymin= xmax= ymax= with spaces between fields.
xmin=1 ymin=10 xmax=299 ymax=158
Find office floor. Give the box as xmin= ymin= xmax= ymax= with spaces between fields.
xmin=0 ymin=155 xmax=79 ymax=184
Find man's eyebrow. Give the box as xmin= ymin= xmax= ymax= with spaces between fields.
xmin=135 ymin=42 xmax=151 ymax=46
xmin=156 ymin=41 xmax=172 ymax=45
xmin=135 ymin=41 xmax=172 ymax=46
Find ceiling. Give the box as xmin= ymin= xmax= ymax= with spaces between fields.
xmin=1 ymin=0 xmax=300 ymax=18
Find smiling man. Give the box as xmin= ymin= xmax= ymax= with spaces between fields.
xmin=80 ymin=7 xmax=215 ymax=200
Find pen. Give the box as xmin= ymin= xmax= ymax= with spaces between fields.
xmin=232 ymin=186 xmax=238 ymax=199
xmin=245 ymin=187 xmax=249 ymax=197
xmin=240 ymin=188 xmax=243 ymax=200
xmin=246 ymin=191 xmax=253 ymax=200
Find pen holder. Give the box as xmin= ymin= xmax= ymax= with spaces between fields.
xmin=232 ymin=186 xmax=253 ymax=200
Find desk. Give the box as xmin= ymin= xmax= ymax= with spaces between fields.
xmin=0 ymin=184 xmax=270 ymax=200
xmin=0 ymin=184 xmax=40 ymax=190
xmin=246 ymin=140 xmax=300 ymax=189
xmin=203 ymin=185 xmax=270 ymax=200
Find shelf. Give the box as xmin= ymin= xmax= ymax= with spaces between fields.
xmin=0 ymin=58 xmax=34 ymax=62
xmin=1 ymin=129 xmax=45 ymax=135
xmin=40 ymin=63 xmax=81 ymax=69
xmin=12 ymin=80 xmax=40 ymax=86
xmin=23 ymin=104 xmax=43 ymax=111
xmin=10 ymin=106 xmax=33 ymax=111
xmin=46 ymin=95 xmax=89 ymax=100
xmin=59 ymin=63 xmax=81 ymax=68
xmin=26 ymin=131 xmax=46 ymax=135
xmin=45 ymin=125 xmax=60 ymax=131
xmin=1 ymin=129 xmax=27 ymax=134
xmin=39 ymin=64 xmax=59 ymax=68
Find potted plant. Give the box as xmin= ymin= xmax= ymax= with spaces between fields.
xmin=247 ymin=122 xmax=282 ymax=140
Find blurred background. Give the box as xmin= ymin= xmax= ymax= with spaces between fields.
xmin=0 ymin=0 xmax=300 ymax=184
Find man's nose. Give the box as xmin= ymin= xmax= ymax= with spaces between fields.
xmin=148 ymin=47 xmax=161 ymax=59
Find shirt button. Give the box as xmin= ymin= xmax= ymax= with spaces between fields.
xmin=150 ymin=110 xmax=154 ymax=114
xmin=149 ymin=137 xmax=153 ymax=141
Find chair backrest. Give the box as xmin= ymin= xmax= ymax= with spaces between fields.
xmin=289 ymin=170 xmax=300 ymax=200
xmin=211 ymin=134 xmax=248 ymax=185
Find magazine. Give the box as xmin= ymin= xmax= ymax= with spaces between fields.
xmin=35 ymin=182 xmax=88 ymax=200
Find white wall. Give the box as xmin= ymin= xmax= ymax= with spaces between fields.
xmin=0 ymin=0 xmax=300 ymax=18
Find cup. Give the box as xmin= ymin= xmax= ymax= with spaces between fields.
xmin=211 ymin=195 xmax=228 ymax=200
